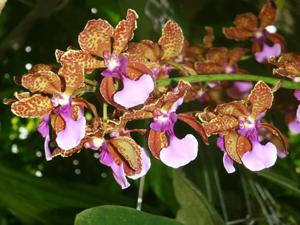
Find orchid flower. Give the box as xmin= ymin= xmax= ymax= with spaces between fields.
xmin=9 ymin=62 xmax=87 ymax=160
xmin=78 ymin=9 xmax=154 ymax=108
xmin=223 ymin=1 xmax=285 ymax=63
xmin=199 ymin=81 xmax=288 ymax=172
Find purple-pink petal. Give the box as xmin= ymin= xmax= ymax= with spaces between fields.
xmin=113 ymin=74 xmax=154 ymax=108
xmin=128 ymin=148 xmax=151 ymax=180
xmin=99 ymin=147 xmax=130 ymax=189
xmin=294 ymin=90 xmax=300 ymax=101
xmin=56 ymin=106 xmax=86 ymax=150
xmin=223 ymin=153 xmax=236 ymax=173
xmin=150 ymin=112 xmax=177 ymax=132
xmin=288 ymin=119 xmax=300 ymax=134
xmin=255 ymin=43 xmax=281 ymax=63
xmin=296 ymin=105 xmax=300 ymax=122
xmin=159 ymin=134 xmax=198 ymax=168
xmin=241 ymin=141 xmax=277 ymax=171
xmin=37 ymin=114 xmax=52 ymax=161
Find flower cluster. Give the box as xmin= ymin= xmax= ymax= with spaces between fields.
xmin=5 ymin=1 xmax=299 ymax=189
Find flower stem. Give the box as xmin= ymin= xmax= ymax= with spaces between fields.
xmin=157 ymin=74 xmax=300 ymax=90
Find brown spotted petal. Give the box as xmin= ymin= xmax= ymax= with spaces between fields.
xmin=51 ymin=114 xmax=65 ymax=133
xmin=128 ymin=41 xmax=161 ymax=66
xmin=248 ymin=81 xmax=273 ymax=118
xmin=148 ymin=129 xmax=168 ymax=159
xmin=202 ymin=115 xmax=239 ymax=136
xmin=194 ymin=62 xmax=225 ymax=74
xmin=206 ymin=47 xmax=228 ymax=65
xmin=158 ymin=20 xmax=184 ymax=61
xmin=234 ymin=13 xmax=258 ymax=31
xmin=11 ymin=95 xmax=53 ymax=118
xmin=21 ymin=71 xmax=62 ymax=94
xmin=177 ymin=113 xmax=209 ymax=145
xmin=58 ymin=64 xmax=84 ymax=95
xmin=223 ymin=27 xmax=253 ymax=41
xmin=29 ymin=64 xmax=57 ymax=73
xmin=99 ymin=77 xmax=120 ymax=108
xmin=78 ymin=19 xmax=113 ymax=57
xmin=58 ymin=50 xmax=104 ymax=71
xmin=196 ymin=110 xmax=217 ymax=123
xmin=113 ymin=9 xmax=138 ymax=55
xmin=267 ymin=33 xmax=285 ymax=50
xmin=260 ymin=122 xmax=288 ymax=153
xmin=160 ymin=80 xmax=191 ymax=112
xmin=215 ymin=100 xmax=248 ymax=118
xmin=259 ymin=1 xmax=277 ymax=28
xmin=224 ymin=131 xmax=242 ymax=163
xmin=108 ymin=136 xmax=142 ymax=175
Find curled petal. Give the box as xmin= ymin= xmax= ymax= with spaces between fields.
xmin=113 ymin=74 xmax=154 ymax=108
xmin=128 ymin=149 xmax=151 ymax=180
xmin=99 ymin=148 xmax=130 ymax=189
xmin=223 ymin=27 xmax=253 ymax=41
xmin=255 ymin=43 xmax=281 ymax=63
xmin=241 ymin=141 xmax=277 ymax=171
xmin=223 ymin=153 xmax=236 ymax=174
xmin=56 ymin=106 xmax=86 ymax=150
xmin=160 ymin=134 xmax=198 ymax=168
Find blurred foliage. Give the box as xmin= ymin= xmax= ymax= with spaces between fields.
xmin=0 ymin=0 xmax=300 ymax=224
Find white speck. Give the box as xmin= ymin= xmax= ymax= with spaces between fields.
xmin=35 ymin=170 xmax=43 ymax=177
xmin=72 ymin=159 xmax=79 ymax=166
xmin=25 ymin=46 xmax=32 ymax=53
xmin=18 ymin=126 xmax=29 ymax=140
xmin=93 ymin=152 xmax=100 ymax=158
xmin=11 ymin=144 xmax=19 ymax=154
xmin=25 ymin=63 xmax=32 ymax=70
xmin=91 ymin=8 xmax=98 ymax=14
xmin=4 ymin=73 xmax=10 ymax=79
xmin=101 ymin=172 xmax=107 ymax=178
xmin=36 ymin=151 xmax=42 ymax=157
xmin=74 ymin=168 xmax=81 ymax=175
xmin=265 ymin=25 xmax=277 ymax=34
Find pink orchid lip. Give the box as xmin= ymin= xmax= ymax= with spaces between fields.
xmin=255 ymin=43 xmax=281 ymax=63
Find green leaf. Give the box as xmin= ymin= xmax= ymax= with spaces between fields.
xmin=257 ymin=170 xmax=300 ymax=197
xmin=0 ymin=165 xmax=134 ymax=225
xmin=173 ymin=170 xmax=225 ymax=225
xmin=74 ymin=205 xmax=184 ymax=225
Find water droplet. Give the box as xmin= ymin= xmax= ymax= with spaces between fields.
xmin=93 ymin=152 xmax=100 ymax=158
xmin=36 ymin=151 xmax=42 ymax=157
xmin=101 ymin=172 xmax=107 ymax=178
xmin=265 ymin=25 xmax=277 ymax=34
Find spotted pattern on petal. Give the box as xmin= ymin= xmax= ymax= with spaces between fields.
xmin=234 ymin=13 xmax=258 ymax=31
xmin=58 ymin=64 xmax=84 ymax=95
xmin=59 ymin=50 xmax=104 ymax=71
xmin=108 ymin=136 xmax=142 ymax=174
xmin=11 ymin=95 xmax=53 ymax=118
xmin=148 ymin=129 xmax=168 ymax=159
xmin=21 ymin=71 xmax=61 ymax=94
xmin=215 ymin=100 xmax=248 ymax=118
xmin=206 ymin=47 xmax=228 ymax=64
xmin=78 ymin=19 xmax=113 ymax=57
xmin=158 ymin=20 xmax=184 ymax=60
xmin=259 ymin=1 xmax=276 ymax=28
xmin=113 ymin=9 xmax=138 ymax=55
xmin=224 ymin=131 xmax=242 ymax=163
xmin=194 ymin=62 xmax=225 ymax=74
xmin=202 ymin=115 xmax=239 ymax=136
xmin=237 ymin=135 xmax=252 ymax=158
xmin=248 ymin=81 xmax=273 ymax=118
xmin=223 ymin=27 xmax=253 ymax=41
